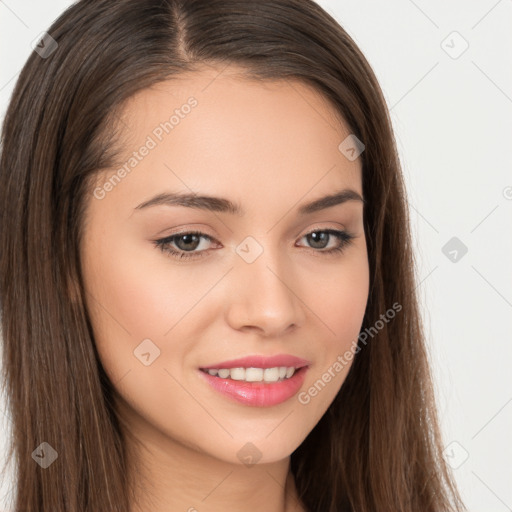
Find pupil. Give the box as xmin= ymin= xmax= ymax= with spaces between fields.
xmin=308 ymin=232 xmax=328 ymax=249
xmin=177 ymin=234 xmax=200 ymax=251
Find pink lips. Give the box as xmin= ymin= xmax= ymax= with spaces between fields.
xmin=198 ymin=353 xmax=311 ymax=407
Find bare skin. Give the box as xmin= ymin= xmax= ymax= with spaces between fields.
xmin=81 ymin=64 xmax=369 ymax=512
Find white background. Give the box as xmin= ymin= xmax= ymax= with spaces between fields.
xmin=1 ymin=1 xmax=511 ymax=511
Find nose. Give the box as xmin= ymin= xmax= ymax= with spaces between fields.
xmin=225 ymin=245 xmax=306 ymax=337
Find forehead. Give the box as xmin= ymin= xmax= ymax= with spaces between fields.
xmin=119 ymin=64 xmax=348 ymax=135
xmin=94 ymin=65 xmax=362 ymax=212
xmin=115 ymin=64 xmax=355 ymax=155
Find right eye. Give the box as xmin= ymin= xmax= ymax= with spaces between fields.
xmin=153 ymin=231 xmax=219 ymax=260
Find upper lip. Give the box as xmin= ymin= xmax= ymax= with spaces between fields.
xmin=200 ymin=354 xmax=311 ymax=370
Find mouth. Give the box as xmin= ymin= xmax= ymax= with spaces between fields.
xmin=198 ymin=354 xmax=310 ymax=407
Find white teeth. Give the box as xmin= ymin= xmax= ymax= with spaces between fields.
xmin=204 ymin=366 xmax=297 ymax=382
xmin=263 ymin=367 xmax=280 ymax=382
xmin=230 ymin=367 xmax=245 ymax=380
xmin=245 ymin=367 xmax=263 ymax=382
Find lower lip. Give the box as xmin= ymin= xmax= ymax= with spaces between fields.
xmin=198 ymin=367 xmax=309 ymax=407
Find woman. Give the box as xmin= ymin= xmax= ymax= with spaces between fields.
xmin=0 ymin=1 xmax=465 ymax=511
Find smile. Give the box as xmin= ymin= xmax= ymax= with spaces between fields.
xmin=198 ymin=354 xmax=310 ymax=407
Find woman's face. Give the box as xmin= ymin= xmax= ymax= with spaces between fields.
xmin=81 ymin=65 xmax=369 ymax=466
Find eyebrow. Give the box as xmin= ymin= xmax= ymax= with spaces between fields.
xmin=133 ymin=188 xmax=364 ymax=216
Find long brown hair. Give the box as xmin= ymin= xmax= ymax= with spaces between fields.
xmin=0 ymin=1 xmax=465 ymax=510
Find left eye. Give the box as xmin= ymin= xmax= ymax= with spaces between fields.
xmin=153 ymin=228 xmax=354 ymax=260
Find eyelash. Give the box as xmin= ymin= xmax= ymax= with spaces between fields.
xmin=153 ymin=228 xmax=355 ymax=261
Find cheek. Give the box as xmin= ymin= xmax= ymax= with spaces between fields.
xmin=327 ymin=272 xmax=369 ymax=347
xmin=81 ymin=233 xmax=173 ymax=378
xmin=82 ymin=233 xmax=225 ymax=383
xmin=81 ymin=238 xmax=215 ymax=444
xmin=297 ymin=252 xmax=369 ymax=416
xmin=311 ymin=251 xmax=369 ymax=351
xmin=84 ymin=235 xmax=196 ymax=339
